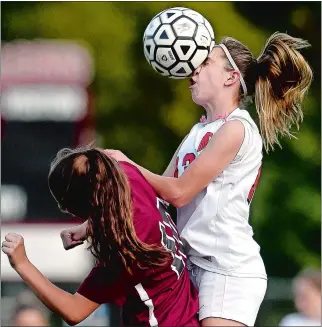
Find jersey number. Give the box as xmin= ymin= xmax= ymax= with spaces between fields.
xmin=174 ymin=132 xmax=213 ymax=177
xmin=174 ymin=153 xmax=196 ymax=178
xmin=157 ymin=198 xmax=186 ymax=278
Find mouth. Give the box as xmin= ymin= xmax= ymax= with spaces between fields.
xmin=189 ymin=78 xmax=197 ymax=89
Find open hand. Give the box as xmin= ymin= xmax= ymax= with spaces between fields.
xmin=2 ymin=233 xmax=29 ymax=269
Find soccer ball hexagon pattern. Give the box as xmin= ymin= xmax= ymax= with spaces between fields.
xmin=143 ymin=7 xmax=215 ymax=79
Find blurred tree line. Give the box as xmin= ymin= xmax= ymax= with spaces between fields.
xmin=2 ymin=1 xmax=320 ymax=278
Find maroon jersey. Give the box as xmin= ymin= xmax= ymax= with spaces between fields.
xmin=77 ymin=162 xmax=199 ymax=326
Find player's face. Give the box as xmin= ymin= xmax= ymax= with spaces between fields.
xmin=189 ymin=47 xmax=229 ymax=107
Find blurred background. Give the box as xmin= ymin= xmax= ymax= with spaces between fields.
xmin=1 ymin=1 xmax=321 ymax=326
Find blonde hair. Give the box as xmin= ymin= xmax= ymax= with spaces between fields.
xmin=221 ymin=32 xmax=313 ymax=152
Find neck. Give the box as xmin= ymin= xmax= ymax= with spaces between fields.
xmin=203 ymin=97 xmax=239 ymax=123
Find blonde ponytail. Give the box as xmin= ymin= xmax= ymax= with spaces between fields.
xmin=221 ymin=32 xmax=313 ymax=152
xmin=255 ymin=32 xmax=313 ymax=151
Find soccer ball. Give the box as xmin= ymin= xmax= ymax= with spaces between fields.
xmin=143 ymin=7 xmax=215 ymax=79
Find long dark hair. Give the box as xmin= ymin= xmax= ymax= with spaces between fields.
xmin=48 ymin=146 xmax=170 ymax=274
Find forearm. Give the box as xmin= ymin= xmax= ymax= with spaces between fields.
xmin=15 ymin=260 xmax=79 ymax=325
xmin=80 ymin=220 xmax=89 ymax=240
xmin=130 ymin=160 xmax=183 ymax=206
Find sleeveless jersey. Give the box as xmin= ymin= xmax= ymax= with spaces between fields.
xmin=175 ymin=108 xmax=267 ymax=279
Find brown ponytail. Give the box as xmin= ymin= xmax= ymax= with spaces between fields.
xmin=221 ymin=32 xmax=313 ymax=152
xmin=48 ymin=146 xmax=170 ymax=274
xmin=255 ymin=33 xmax=313 ymax=151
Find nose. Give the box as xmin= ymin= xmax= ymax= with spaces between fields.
xmin=192 ymin=66 xmax=201 ymax=77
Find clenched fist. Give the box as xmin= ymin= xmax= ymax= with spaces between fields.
xmin=60 ymin=221 xmax=88 ymax=250
xmin=2 ymin=233 xmax=29 ymax=269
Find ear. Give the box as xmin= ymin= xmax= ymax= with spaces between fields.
xmin=224 ymin=71 xmax=240 ymax=87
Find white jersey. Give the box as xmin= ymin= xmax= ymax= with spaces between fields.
xmin=176 ymin=108 xmax=267 ymax=279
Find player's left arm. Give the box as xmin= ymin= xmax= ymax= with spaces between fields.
xmin=106 ymin=120 xmax=244 ymax=208
xmin=1 ymin=233 xmax=100 ymax=326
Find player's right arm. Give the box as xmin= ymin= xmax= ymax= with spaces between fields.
xmin=162 ymin=135 xmax=187 ymax=177
xmin=105 ymin=120 xmax=244 ymax=208
xmin=2 ymin=233 xmax=100 ymax=326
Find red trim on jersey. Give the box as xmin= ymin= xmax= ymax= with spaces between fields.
xmin=247 ymin=167 xmax=262 ymax=204
xmin=197 ymin=132 xmax=213 ymax=152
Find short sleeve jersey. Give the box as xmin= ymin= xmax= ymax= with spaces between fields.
xmin=77 ymin=162 xmax=199 ymax=327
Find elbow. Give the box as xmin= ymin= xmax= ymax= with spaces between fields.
xmin=160 ymin=178 xmax=189 ymax=208
xmin=64 ymin=313 xmax=85 ymax=326
xmin=168 ymin=190 xmax=189 ymax=208
xmin=60 ymin=294 xmax=91 ymax=326
xmin=172 ymin=197 xmax=189 ymax=208
xmin=64 ymin=317 xmax=82 ymax=326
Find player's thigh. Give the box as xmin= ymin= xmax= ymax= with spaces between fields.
xmin=198 ymin=271 xmax=267 ymax=326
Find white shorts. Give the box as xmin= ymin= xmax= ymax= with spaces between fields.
xmin=189 ymin=264 xmax=267 ymax=326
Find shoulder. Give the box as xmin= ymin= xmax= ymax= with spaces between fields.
xmin=119 ymin=162 xmax=160 ymax=235
xmin=119 ymin=161 xmax=145 ymax=180
xmin=119 ymin=161 xmax=157 ymax=201
xmin=229 ymin=108 xmax=259 ymax=132
xmin=215 ymin=120 xmax=245 ymax=146
xmin=227 ymin=109 xmax=262 ymax=159
xmin=119 ymin=162 xmax=154 ymax=193
xmin=222 ymin=119 xmax=245 ymax=134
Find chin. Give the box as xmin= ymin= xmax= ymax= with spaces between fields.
xmin=191 ymin=90 xmax=200 ymax=103
xmin=191 ymin=93 xmax=206 ymax=107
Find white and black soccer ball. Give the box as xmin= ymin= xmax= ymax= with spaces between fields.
xmin=143 ymin=7 xmax=215 ymax=79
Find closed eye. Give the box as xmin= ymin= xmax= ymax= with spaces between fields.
xmin=204 ymin=56 xmax=215 ymax=67
xmin=202 ymin=58 xmax=210 ymax=66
